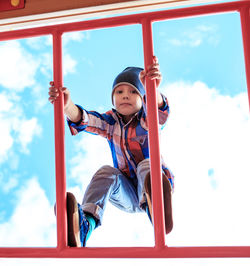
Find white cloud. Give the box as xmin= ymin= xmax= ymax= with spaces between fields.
xmin=0 ymin=94 xmax=15 ymax=161
xmin=23 ymin=38 xmax=53 ymax=108
xmin=2 ymin=177 xmax=18 ymax=193
xmin=0 ymin=92 xmax=42 ymax=163
xmin=168 ymin=24 xmax=219 ymax=48
xmin=0 ymin=41 xmax=39 ymax=91
xmin=61 ymin=31 xmax=91 ymax=76
xmin=15 ymin=117 xmax=42 ymax=153
xmin=161 ymin=81 xmax=250 ymax=246
xmin=87 ymin=203 xmax=154 ymax=247
xmin=0 ymin=169 xmax=20 ymax=195
xmin=31 ymin=84 xmax=50 ymax=110
xmin=39 ymin=52 xmax=53 ymax=78
xmin=0 ymin=93 xmax=13 ymax=112
xmin=63 ymin=53 xmax=77 ymax=75
xmin=0 ymin=177 xmax=56 ymax=247
xmin=63 ymin=31 xmax=90 ymax=46
xmin=69 ymin=134 xmax=112 ymax=191
xmin=0 ymin=39 xmax=52 ymax=112
xmin=0 ymin=119 xmax=13 ymax=162
xmin=25 ymin=36 xmax=52 ymax=50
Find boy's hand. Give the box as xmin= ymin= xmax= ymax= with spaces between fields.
xmin=48 ymin=81 xmax=71 ymax=109
xmin=48 ymin=82 xmax=82 ymax=122
xmin=140 ymin=56 xmax=162 ymax=88
xmin=140 ymin=56 xmax=164 ymax=108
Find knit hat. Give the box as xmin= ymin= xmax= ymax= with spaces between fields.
xmin=112 ymin=67 xmax=145 ymax=104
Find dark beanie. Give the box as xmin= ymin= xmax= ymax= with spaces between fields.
xmin=112 ymin=67 xmax=145 ymax=103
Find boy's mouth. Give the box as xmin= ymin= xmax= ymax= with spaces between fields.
xmin=120 ymin=103 xmax=131 ymax=106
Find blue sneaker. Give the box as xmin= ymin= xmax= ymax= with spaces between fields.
xmin=67 ymin=192 xmax=89 ymax=247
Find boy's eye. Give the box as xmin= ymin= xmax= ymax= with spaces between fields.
xmin=131 ymin=89 xmax=137 ymax=94
xmin=117 ymin=90 xmax=123 ymax=94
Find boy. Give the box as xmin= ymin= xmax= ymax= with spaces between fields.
xmin=48 ymin=56 xmax=174 ymax=247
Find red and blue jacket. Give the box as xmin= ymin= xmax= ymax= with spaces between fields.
xmin=67 ymin=94 xmax=174 ymax=190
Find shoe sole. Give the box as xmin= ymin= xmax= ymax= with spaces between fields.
xmin=67 ymin=192 xmax=81 ymax=247
xmin=144 ymin=173 xmax=173 ymax=234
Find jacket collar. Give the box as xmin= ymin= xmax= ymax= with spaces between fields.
xmin=111 ymin=108 xmax=142 ymax=126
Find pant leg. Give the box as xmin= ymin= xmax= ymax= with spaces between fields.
xmin=109 ymin=171 xmax=142 ymax=214
xmin=136 ymin=159 xmax=151 ymax=208
xmin=81 ymin=165 xmax=141 ymax=226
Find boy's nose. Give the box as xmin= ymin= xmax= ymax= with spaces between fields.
xmin=123 ymin=92 xmax=129 ymax=99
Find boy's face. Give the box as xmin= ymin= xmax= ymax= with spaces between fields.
xmin=113 ymin=84 xmax=142 ymax=122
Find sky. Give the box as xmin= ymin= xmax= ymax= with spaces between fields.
xmin=1 ymin=0 xmax=250 ymax=265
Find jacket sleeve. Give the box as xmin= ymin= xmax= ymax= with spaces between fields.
xmin=141 ymin=93 xmax=170 ymax=129
xmin=67 ymin=105 xmax=115 ymax=138
xmin=158 ymin=93 xmax=170 ymax=126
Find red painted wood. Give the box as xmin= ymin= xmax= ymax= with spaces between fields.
xmin=240 ymin=6 xmax=250 ymax=111
xmin=0 ymin=1 xmax=249 ymax=41
xmin=52 ymin=32 xmax=68 ymax=250
xmin=0 ymin=0 xmax=24 ymax=12
xmin=142 ymin=18 xmax=166 ymax=249
xmin=0 ymin=246 xmax=250 ymax=258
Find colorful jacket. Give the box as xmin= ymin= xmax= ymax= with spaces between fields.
xmin=67 ymin=94 xmax=174 ymax=190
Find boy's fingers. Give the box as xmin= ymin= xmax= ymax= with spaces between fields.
xmin=139 ymin=71 xmax=146 ymax=85
xmin=48 ymin=87 xmax=60 ymax=98
xmin=60 ymin=86 xmax=67 ymax=92
xmin=147 ymin=63 xmax=160 ymax=73
xmin=49 ymin=87 xmax=58 ymax=93
xmin=48 ymin=91 xmax=59 ymax=97
xmin=152 ymin=55 xmax=159 ymax=64
xmin=49 ymin=86 xmax=66 ymax=93
xmin=149 ymin=71 xmax=161 ymax=77
xmin=153 ymin=56 xmax=158 ymax=63
xmin=49 ymin=82 xmax=67 ymax=92
xmin=147 ymin=71 xmax=162 ymax=83
xmin=147 ymin=68 xmax=161 ymax=77
xmin=140 ymin=70 xmax=146 ymax=77
xmin=145 ymin=56 xmax=159 ymax=73
xmin=48 ymin=96 xmax=55 ymax=104
xmin=148 ymin=75 xmax=162 ymax=81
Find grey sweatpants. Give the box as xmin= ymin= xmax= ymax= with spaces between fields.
xmin=81 ymin=159 xmax=150 ymax=226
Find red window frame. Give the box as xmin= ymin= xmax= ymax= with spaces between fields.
xmin=0 ymin=0 xmax=250 ymax=258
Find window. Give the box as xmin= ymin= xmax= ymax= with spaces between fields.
xmin=0 ymin=0 xmax=250 ymax=258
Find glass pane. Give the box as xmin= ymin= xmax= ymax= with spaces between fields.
xmin=153 ymin=12 xmax=250 ymax=246
xmin=62 ymin=26 xmax=156 ymax=247
xmin=0 ymin=36 xmax=56 ymax=247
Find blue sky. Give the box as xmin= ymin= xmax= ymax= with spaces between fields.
xmin=0 ymin=2 xmax=250 ymax=265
